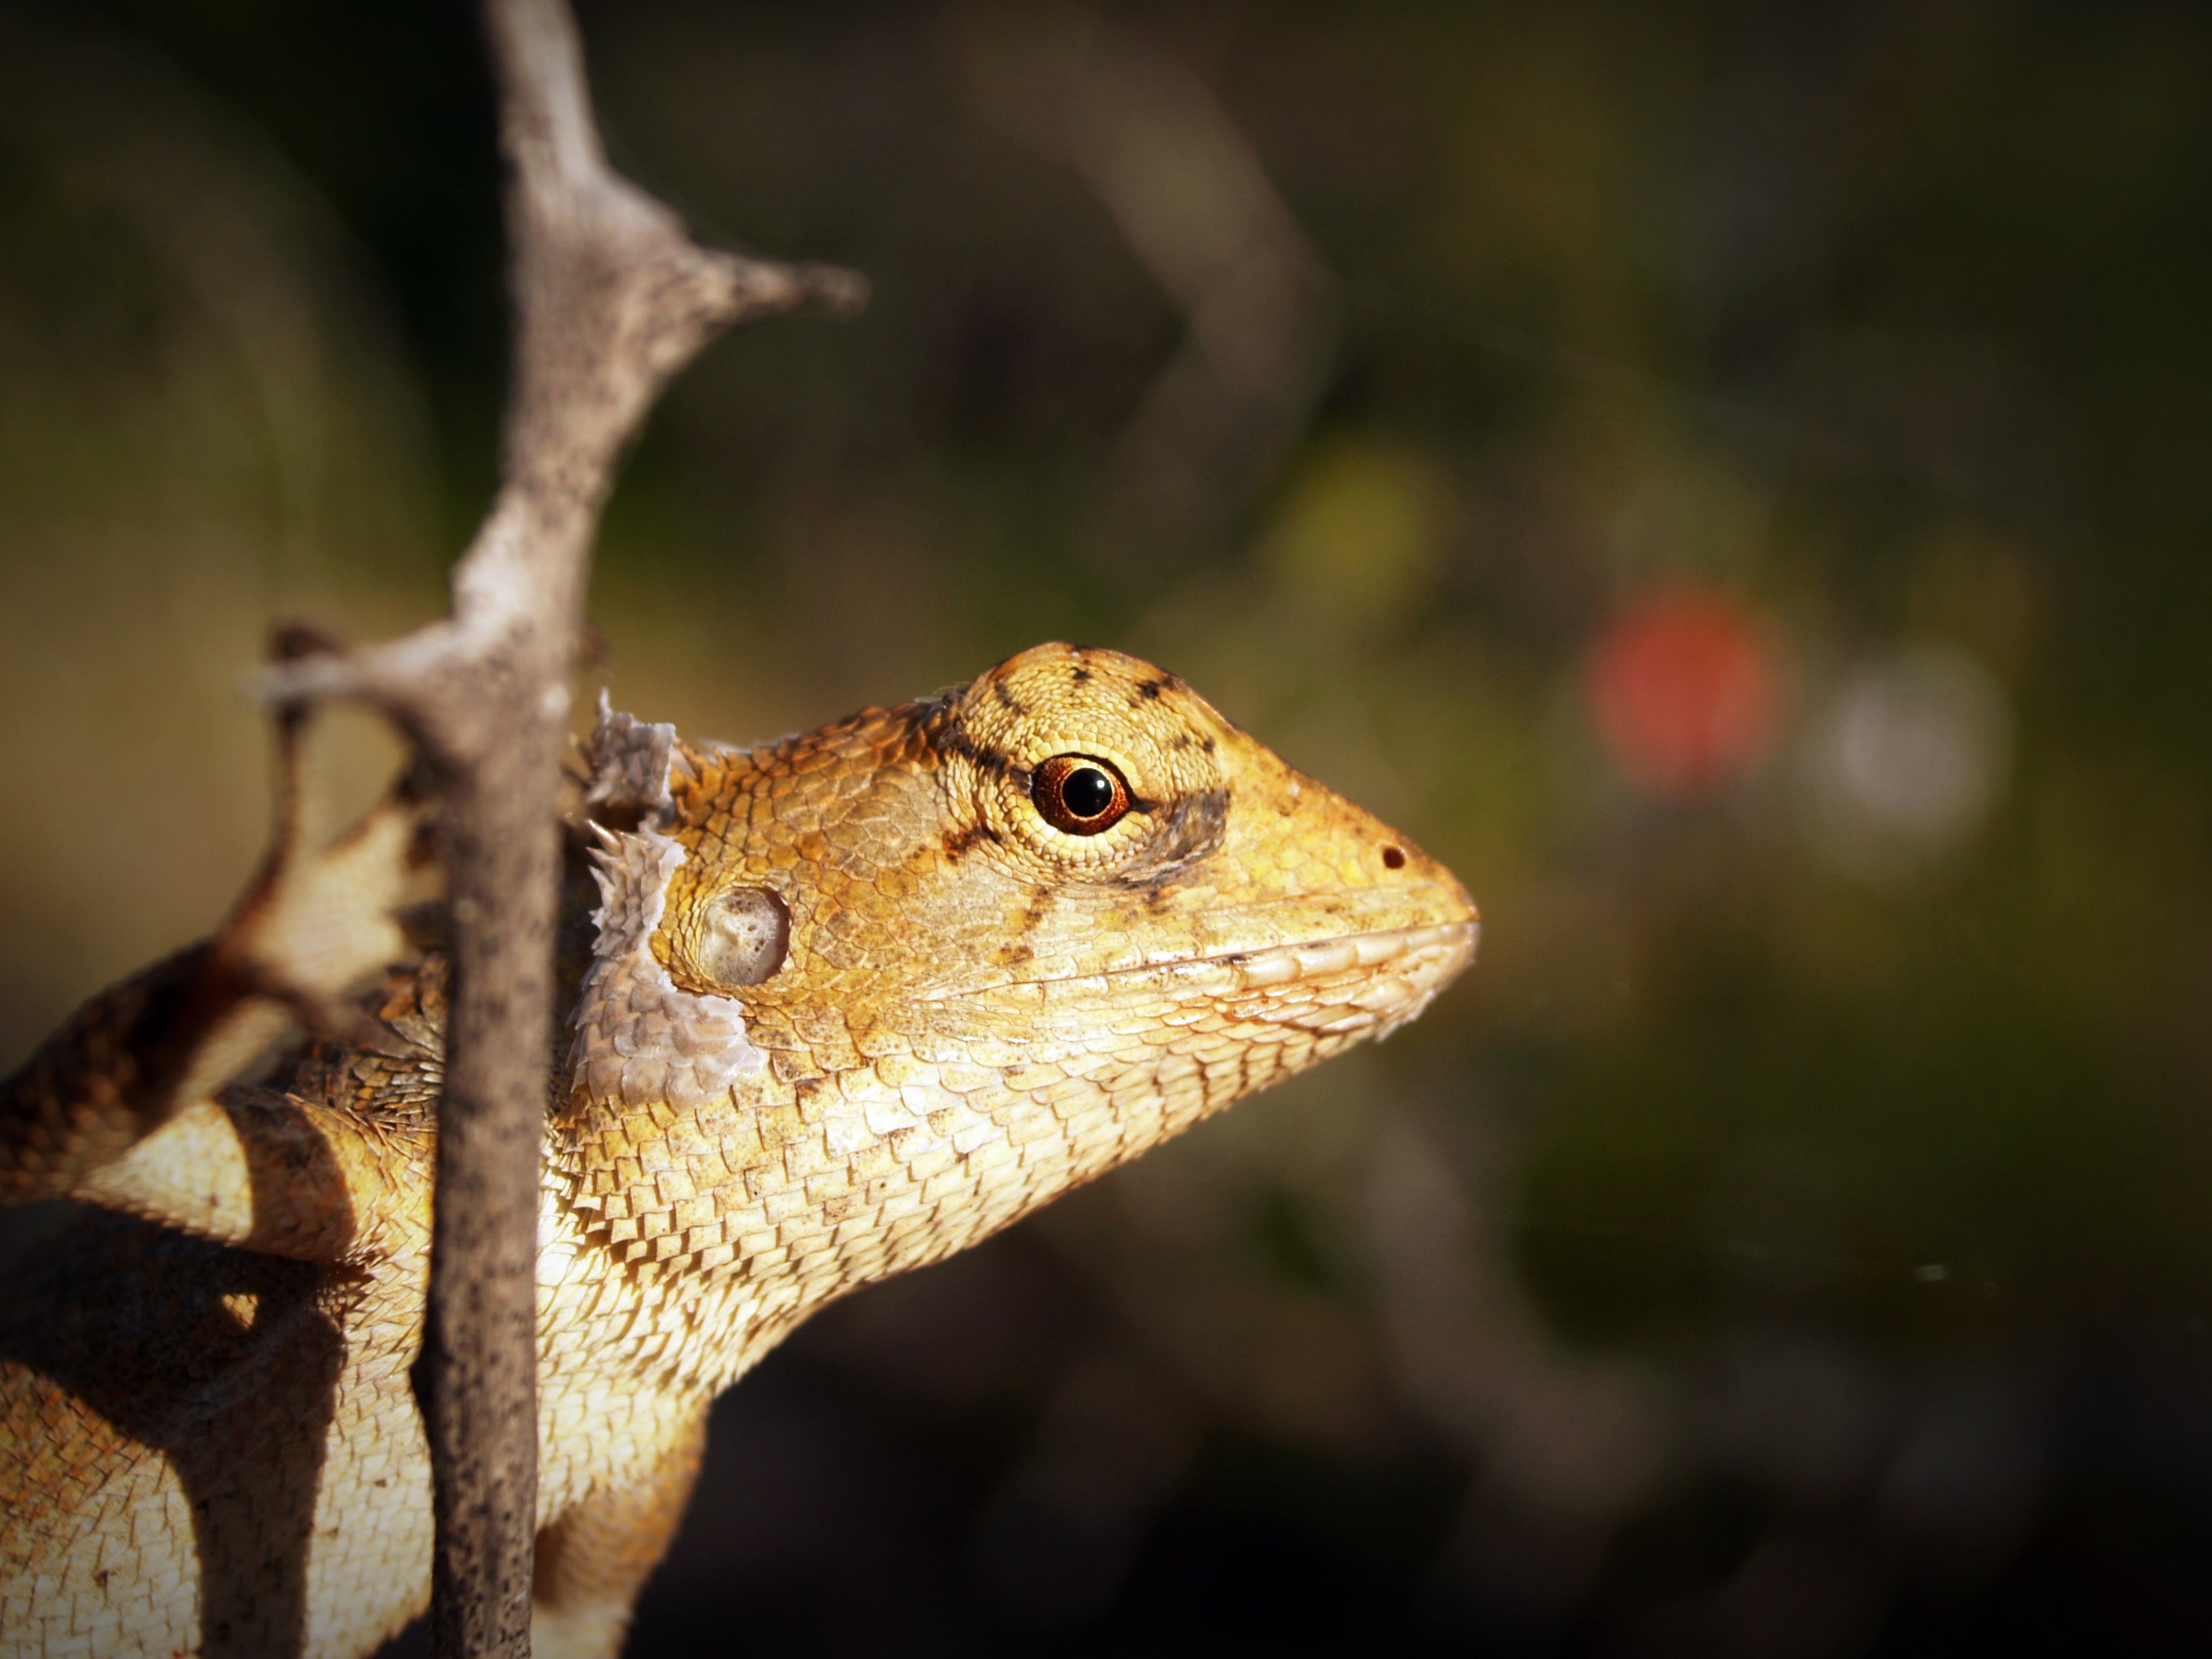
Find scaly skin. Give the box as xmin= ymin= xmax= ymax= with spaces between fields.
xmin=0 ymin=644 xmax=1477 ymax=1658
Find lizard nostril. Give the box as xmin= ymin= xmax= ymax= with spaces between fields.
xmin=1381 ymin=846 xmax=1407 ymax=870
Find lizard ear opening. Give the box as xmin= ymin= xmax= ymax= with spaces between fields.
xmin=695 ymin=887 xmax=790 ymax=987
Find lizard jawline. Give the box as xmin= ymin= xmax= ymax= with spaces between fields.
xmin=930 ymin=918 xmax=1479 ymax=1004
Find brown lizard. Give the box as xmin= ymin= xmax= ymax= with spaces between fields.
xmin=0 ymin=642 xmax=1477 ymax=1659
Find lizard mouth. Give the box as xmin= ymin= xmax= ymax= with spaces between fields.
xmin=938 ymin=918 xmax=1479 ymax=1012
xmin=1204 ymin=918 xmax=1479 ymax=990
xmin=1158 ymin=918 xmax=1479 ymax=1035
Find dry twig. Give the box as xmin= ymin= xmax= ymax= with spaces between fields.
xmin=258 ymin=1 xmax=863 ymax=1652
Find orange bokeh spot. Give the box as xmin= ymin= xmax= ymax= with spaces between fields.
xmin=1584 ymin=592 xmax=1778 ymax=796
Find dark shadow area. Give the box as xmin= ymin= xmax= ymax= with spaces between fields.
xmin=0 ymin=1094 xmax=357 ymax=1658
xmin=610 ymin=1229 xmax=2212 ymax=1656
xmin=0 ymin=1218 xmax=350 ymax=1657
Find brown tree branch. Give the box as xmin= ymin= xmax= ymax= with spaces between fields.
xmin=257 ymin=1 xmax=863 ymax=1653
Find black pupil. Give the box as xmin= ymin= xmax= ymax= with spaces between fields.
xmin=1062 ymin=766 xmax=1116 ymax=819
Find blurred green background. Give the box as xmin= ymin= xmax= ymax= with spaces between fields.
xmin=3 ymin=1 xmax=2209 ymax=1652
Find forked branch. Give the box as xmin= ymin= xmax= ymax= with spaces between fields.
xmin=259 ymin=1 xmax=863 ymax=1653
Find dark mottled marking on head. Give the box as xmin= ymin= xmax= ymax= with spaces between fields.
xmin=1070 ymin=665 xmax=1092 ymax=684
xmin=1105 ymin=786 xmax=1230 ymax=890
xmin=930 ymin=717 xmax=1025 ymax=784
xmin=1132 ymin=678 xmax=1168 ymax=703
xmin=1200 ymin=733 xmax=1217 ymax=754
xmin=941 ymin=821 xmax=1000 ymax=861
xmin=991 ymin=679 xmax=1026 ymax=716
xmin=1019 ymin=890 xmax=1050 ymax=933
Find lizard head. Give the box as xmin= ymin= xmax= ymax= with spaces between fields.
xmin=569 ymin=643 xmax=1475 ymax=1303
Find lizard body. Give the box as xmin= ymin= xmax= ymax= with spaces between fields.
xmin=0 ymin=644 xmax=1477 ymax=1658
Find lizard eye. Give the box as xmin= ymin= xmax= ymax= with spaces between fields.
xmin=1031 ymin=754 xmax=1131 ymax=835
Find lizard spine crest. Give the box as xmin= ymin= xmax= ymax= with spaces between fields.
xmin=571 ymin=699 xmax=763 ymax=1109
